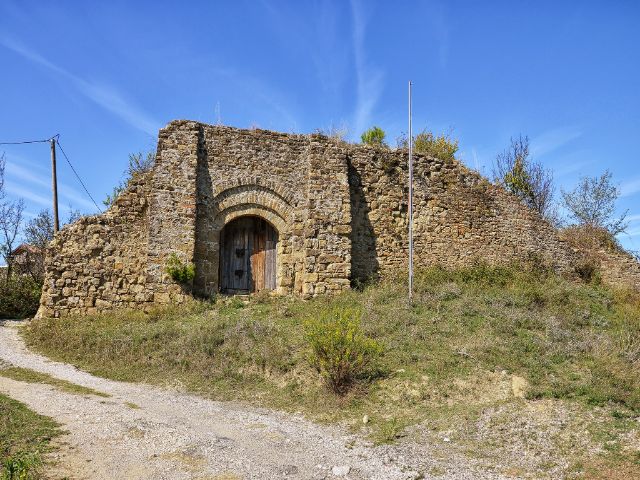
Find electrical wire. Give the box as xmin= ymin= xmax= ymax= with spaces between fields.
xmin=1 ymin=134 xmax=103 ymax=214
xmin=55 ymin=139 xmax=102 ymax=213
xmin=0 ymin=137 xmax=53 ymax=145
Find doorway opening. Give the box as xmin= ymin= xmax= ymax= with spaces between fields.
xmin=219 ymin=216 xmax=278 ymax=294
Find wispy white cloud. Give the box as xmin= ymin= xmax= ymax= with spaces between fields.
xmin=5 ymin=160 xmax=96 ymax=211
xmin=626 ymin=214 xmax=640 ymax=223
xmin=350 ymin=0 xmax=384 ymax=138
xmin=553 ymin=159 xmax=594 ymax=177
xmin=5 ymin=183 xmax=51 ymax=207
xmin=0 ymin=37 xmax=160 ymax=136
xmin=621 ymin=177 xmax=640 ymax=198
xmin=208 ymin=67 xmax=298 ymax=130
xmin=311 ymin=2 xmax=350 ymax=100
xmin=530 ymin=126 xmax=582 ymax=158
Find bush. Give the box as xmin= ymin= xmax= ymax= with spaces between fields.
xmin=413 ymin=130 xmax=458 ymax=161
xmin=165 ymin=254 xmax=195 ymax=284
xmin=304 ymin=306 xmax=382 ymax=394
xmin=0 ymin=277 xmax=41 ymax=319
xmin=361 ymin=126 xmax=386 ymax=146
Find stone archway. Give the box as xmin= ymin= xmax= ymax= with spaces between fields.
xmin=219 ymin=216 xmax=278 ymax=294
xmin=193 ymin=182 xmax=296 ymax=297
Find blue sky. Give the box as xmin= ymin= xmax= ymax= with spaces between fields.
xmin=1 ymin=0 xmax=639 ymax=250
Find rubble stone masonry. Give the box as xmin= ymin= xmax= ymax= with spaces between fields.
xmin=37 ymin=120 xmax=640 ymax=317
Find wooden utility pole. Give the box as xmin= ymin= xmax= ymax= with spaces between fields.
xmin=51 ymin=138 xmax=60 ymax=232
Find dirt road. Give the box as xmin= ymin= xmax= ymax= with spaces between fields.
xmin=0 ymin=321 xmax=509 ymax=479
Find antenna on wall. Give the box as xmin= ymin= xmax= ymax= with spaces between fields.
xmin=408 ymin=80 xmax=414 ymax=302
xmin=215 ymin=102 xmax=222 ymax=125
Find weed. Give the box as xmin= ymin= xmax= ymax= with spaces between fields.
xmin=304 ymin=306 xmax=383 ymax=394
xmin=2 ymin=451 xmax=41 ymax=480
xmin=165 ymin=253 xmax=195 ymax=284
xmin=0 ymin=367 xmax=110 ymax=398
xmin=0 ymin=394 xmax=61 ymax=478
xmin=372 ymin=417 xmax=408 ymax=445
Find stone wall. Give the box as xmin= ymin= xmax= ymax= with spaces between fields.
xmin=37 ymin=174 xmax=154 ymax=318
xmin=347 ymin=145 xmax=575 ymax=280
xmin=192 ymin=124 xmax=310 ymax=297
xmin=37 ymin=120 xmax=640 ymax=318
xmin=598 ymin=249 xmax=640 ymax=291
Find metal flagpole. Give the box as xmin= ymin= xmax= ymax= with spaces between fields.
xmin=51 ymin=137 xmax=60 ymax=233
xmin=408 ymin=81 xmax=414 ymax=302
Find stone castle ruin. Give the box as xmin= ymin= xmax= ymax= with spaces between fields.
xmin=37 ymin=120 xmax=640 ymax=318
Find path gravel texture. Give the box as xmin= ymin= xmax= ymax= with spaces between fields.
xmin=0 ymin=321 xmax=511 ymax=480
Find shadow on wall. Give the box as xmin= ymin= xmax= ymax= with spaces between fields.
xmin=194 ymin=131 xmax=215 ymax=298
xmin=348 ymin=158 xmax=379 ymax=286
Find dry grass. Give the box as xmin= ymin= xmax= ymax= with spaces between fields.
xmin=0 ymin=366 xmax=110 ymax=398
xmin=24 ymin=265 xmax=640 ymax=478
xmin=0 ymin=393 xmax=62 ymax=479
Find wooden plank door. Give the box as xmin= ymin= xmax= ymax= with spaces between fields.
xmin=264 ymin=223 xmax=277 ymax=290
xmin=250 ymin=219 xmax=266 ymax=292
xmin=220 ymin=217 xmax=277 ymax=294
xmin=220 ymin=217 xmax=251 ymax=293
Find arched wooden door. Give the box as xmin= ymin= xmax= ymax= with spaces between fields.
xmin=219 ymin=216 xmax=277 ymax=294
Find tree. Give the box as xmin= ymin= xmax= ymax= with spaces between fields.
xmin=104 ymin=150 xmax=155 ymax=208
xmin=361 ymin=126 xmax=386 ymax=146
xmin=20 ymin=209 xmax=54 ymax=283
xmin=397 ymin=129 xmax=459 ymax=162
xmin=24 ymin=208 xmax=82 ymax=250
xmin=0 ymin=153 xmax=25 ymax=279
xmin=493 ymin=135 xmax=556 ymax=223
xmin=561 ymin=170 xmax=628 ymax=235
xmin=24 ymin=209 xmax=54 ymax=249
xmin=66 ymin=205 xmax=83 ymax=224
xmin=21 ymin=208 xmax=82 ymax=282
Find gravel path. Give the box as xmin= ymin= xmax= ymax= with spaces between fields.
xmin=0 ymin=321 xmax=512 ymax=480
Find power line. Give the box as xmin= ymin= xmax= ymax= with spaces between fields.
xmin=0 ymin=137 xmax=55 ymax=145
xmin=1 ymin=134 xmax=103 ymax=216
xmin=55 ymin=139 xmax=102 ymax=214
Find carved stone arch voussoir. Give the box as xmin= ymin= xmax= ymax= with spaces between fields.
xmin=213 ymin=204 xmax=288 ymax=233
xmin=212 ymin=178 xmax=297 ymax=207
xmin=211 ymin=184 xmax=293 ymax=233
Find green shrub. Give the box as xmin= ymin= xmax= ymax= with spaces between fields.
xmin=0 ymin=277 xmax=41 ymax=319
xmin=2 ymin=452 xmax=41 ymax=480
xmin=304 ymin=306 xmax=383 ymax=394
xmin=165 ymin=254 xmax=195 ymax=284
xmin=414 ymin=130 xmax=458 ymax=161
xmin=361 ymin=126 xmax=386 ymax=146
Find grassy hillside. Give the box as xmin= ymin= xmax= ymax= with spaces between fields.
xmin=0 ymin=392 xmax=62 ymax=479
xmin=25 ymin=265 xmax=640 ymax=478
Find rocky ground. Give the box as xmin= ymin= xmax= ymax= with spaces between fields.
xmin=0 ymin=321 xmax=513 ymax=480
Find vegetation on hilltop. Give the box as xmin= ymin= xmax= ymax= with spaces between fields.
xmin=103 ymin=150 xmax=155 ymax=208
xmin=493 ymin=135 xmax=556 ymax=223
xmin=360 ymin=126 xmax=387 ymax=146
